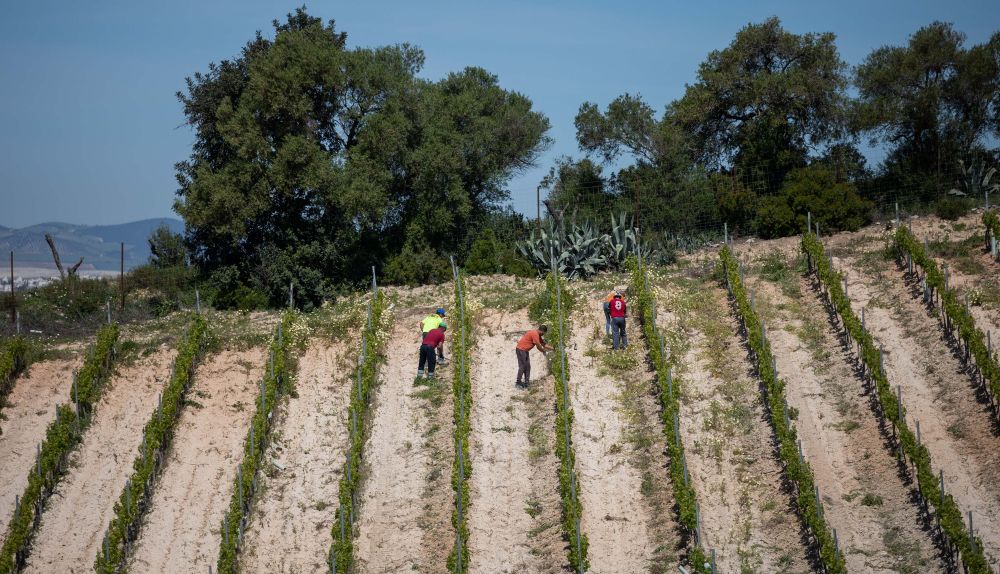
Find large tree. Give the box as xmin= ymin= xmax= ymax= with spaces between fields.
xmin=175 ymin=9 xmax=548 ymax=304
xmin=571 ymin=17 xmax=849 ymax=236
xmin=671 ymin=17 xmax=849 ymax=190
xmin=854 ymin=23 xmax=1000 ymax=196
xmin=572 ymin=95 xmax=714 ymax=233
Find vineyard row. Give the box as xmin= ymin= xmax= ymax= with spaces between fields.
xmin=802 ymin=231 xmax=990 ymax=573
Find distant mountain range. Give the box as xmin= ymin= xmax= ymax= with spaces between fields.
xmin=0 ymin=218 xmax=184 ymax=271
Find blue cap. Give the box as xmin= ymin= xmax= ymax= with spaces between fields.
xmin=436 ymin=308 xmax=446 ymax=316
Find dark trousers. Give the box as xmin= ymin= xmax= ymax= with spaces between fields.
xmin=424 ymin=331 xmax=445 ymax=359
xmin=515 ymin=348 xmax=530 ymax=384
xmin=612 ymin=316 xmax=627 ymax=349
xmin=603 ymin=302 xmax=611 ymax=335
xmin=419 ymin=344 xmax=437 ymax=375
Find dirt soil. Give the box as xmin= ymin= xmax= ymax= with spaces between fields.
xmin=831 ymin=248 xmax=1000 ymax=565
xmin=129 ymin=348 xmax=265 ymax=574
xmin=23 ymin=347 xmax=177 ymax=574
xmin=354 ymin=313 xmax=453 ymax=573
xmin=745 ymin=270 xmax=943 ymax=573
xmin=466 ymin=309 xmax=563 ymax=574
xmin=0 ymin=355 xmax=81 ymax=540
xmin=937 ymin=260 xmax=1000 ymax=342
xmin=563 ymin=298 xmax=669 ymax=574
xmin=240 ymin=337 xmax=351 ymax=573
xmin=655 ymin=273 xmax=811 ymax=573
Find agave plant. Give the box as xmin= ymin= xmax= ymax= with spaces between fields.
xmin=517 ymin=220 xmax=609 ymax=279
xmin=955 ymin=157 xmax=1000 ymax=204
xmin=605 ymin=212 xmax=652 ymax=269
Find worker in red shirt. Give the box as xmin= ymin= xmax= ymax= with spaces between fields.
xmin=610 ymin=293 xmax=628 ymax=350
xmin=418 ymin=323 xmax=447 ymax=379
xmin=515 ymin=325 xmax=554 ymax=388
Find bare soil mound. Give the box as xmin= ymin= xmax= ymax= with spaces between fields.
xmin=24 ymin=346 xmax=177 ymax=574
xmin=0 ymin=355 xmax=81 ymax=540
xmin=129 ymin=348 xmax=265 ymax=574
xmin=240 ymin=337 xmax=351 ymax=573
xmin=467 ymin=309 xmax=563 ymax=574
xmin=354 ymin=313 xmax=453 ymax=573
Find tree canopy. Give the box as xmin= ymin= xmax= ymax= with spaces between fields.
xmin=175 ymin=8 xmax=549 ymax=305
xmin=854 ymin=22 xmax=1000 ymax=195
xmin=671 ymin=17 xmax=849 ymax=187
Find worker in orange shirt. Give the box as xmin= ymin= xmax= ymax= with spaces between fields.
xmin=515 ymin=325 xmax=554 ymax=388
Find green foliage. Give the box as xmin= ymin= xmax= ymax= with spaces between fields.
xmin=855 ymin=23 xmax=1000 ymax=195
xmin=147 ymin=224 xmax=187 ymax=269
xmin=895 ymin=226 xmax=1000 ymax=433
xmin=94 ymin=315 xmax=207 ymax=573
xmin=517 ymin=215 xmax=652 ymax=279
xmin=538 ymin=272 xmax=589 ymax=571
xmin=1 ymin=323 xmax=119 ymax=573
xmin=518 ymin=220 xmax=607 ymax=279
xmin=932 ymin=197 xmax=972 ymax=221
xmin=216 ymin=313 xmax=295 ymax=573
xmin=465 ymin=229 xmax=502 ymax=275
xmin=447 ymin=271 xmax=472 ymax=572
xmin=627 ymin=259 xmax=711 ymax=573
xmin=176 ymin=9 xmax=549 ymax=305
xmin=0 ymin=337 xmax=34 ymax=428
xmin=330 ymin=290 xmax=390 ymax=571
xmin=528 ymin=272 xmax=578 ymax=324
xmin=605 ymin=213 xmax=645 ymax=269
xmin=984 ymin=210 xmax=1000 ymax=245
xmin=713 ymin=174 xmax=756 ymax=234
xmin=672 ymin=17 xmax=848 ymax=184
xmin=384 ymin=238 xmax=452 ymax=286
xmin=461 ymin=228 xmax=530 ymax=278
xmin=719 ymin=247 xmax=846 ymax=573
xmin=756 ymin=165 xmax=873 ymax=239
xmin=540 ymin=157 xmax=623 ymax=224
xmin=206 ymin=266 xmax=269 ymax=311
xmin=803 ymin=231 xmax=990 ymax=573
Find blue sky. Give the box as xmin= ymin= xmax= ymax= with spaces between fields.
xmin=0 ymin=0 xmax=997 ymax=228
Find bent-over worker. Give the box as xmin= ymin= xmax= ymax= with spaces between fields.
xmin=418 ymin=323 xmax=447 ymax=379
xmin=515 ymin=325 xmax=553 ymax=388
xmin=419 ymin=307 xmax=447 ymax=363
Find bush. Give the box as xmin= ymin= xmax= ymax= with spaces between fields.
xmin=384 ymin=241 xmax=451 ymax=286
xmin=499 ymin=251 xmax=535 ymax=277
xmin=465 ymin=229 xmax=501 ymax=275
xmin=207 ymin=266 xmax=268 ymax=311
xmin=465 ymin=229 xmax=534 ymax=277
xmin=933 ymin=197 xmax=972 ymax=221
xmin=756 ymin=165 xmax=873 ymax=239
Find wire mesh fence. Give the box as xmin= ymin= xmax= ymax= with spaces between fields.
xmin=2 ymin=157 xmax=996 ymax=340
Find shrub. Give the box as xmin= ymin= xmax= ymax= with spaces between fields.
xmin=755 ymin=165 xmax=873 ymax=239
xmin=207 ymin=266 xmax=268 ymax=311
xmin=933 ymin=197 xmax=972 ymax=221
xmin=466 ymin=229 xmax=535 ymax=277
xmin=498 ymin=251 xmax=535 ymax=277
xmin=465 ymin=229 xmax=501 ymax=275
xmin=384 ymin=241 xmax=451 ymax=286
